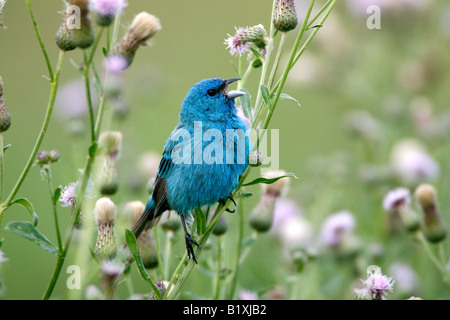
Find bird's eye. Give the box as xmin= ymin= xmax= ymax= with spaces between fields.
xmin=207 ymin=89 xmax=217 ymax=97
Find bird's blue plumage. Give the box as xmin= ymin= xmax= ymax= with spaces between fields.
xmin=132 ymin=78 xmax=250 ymax=260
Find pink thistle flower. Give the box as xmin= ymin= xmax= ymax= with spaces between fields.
xmin=224 ymin=27 xmax=251 ymax=56
xmin=103 ymin=55 xmax=129 ymax=75
xmin=320 ymin=211 xmax=355 ymax=246
xmin=355 ymin=265 xmax=395 ymax=300
xmin=90 ymin=0 xmax=128 ymax=18
xmin=238 ymin=290 xmax=259 ymax=300
xmin=382 ymin=187 xmax=410 ymax=212
xmin=59 ymin=182 xmax=78 ymax=208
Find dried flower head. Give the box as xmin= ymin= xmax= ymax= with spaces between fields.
xmin=108 ymin=12 xmax=161 ymax=68
xmin=224 ymin=24 xmax=268 ymax=56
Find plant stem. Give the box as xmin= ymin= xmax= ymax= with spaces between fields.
xmin=267 ymin=32 xmax=287 ymax=91
xmin=1 ymin=50 xmax=65 ymax=211
xmin=164 ymin=231 xmax=173 ymax=280
xmin=83 ymin=51 xmax=96 ymax=142
xmin=0 ymin=134 xmax=3 ymax=203
xmin=415 ymin=231 xmax=446 ymax=275
xmin=45 ymin=167 xmax=63 ymax=250
xmin=213 ymin=236 xmax=222 ymax=300
xmin=25 ymin=0 xmax=54 ymax=80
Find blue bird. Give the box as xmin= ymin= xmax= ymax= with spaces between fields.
xmin=132 ymin=78 xmax=249 ymax=263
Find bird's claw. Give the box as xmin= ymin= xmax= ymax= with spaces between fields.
xmin=185 ymin=232 xmax=201 ymax=264
xmin=220 ymin=195 xmax=237 ymax=213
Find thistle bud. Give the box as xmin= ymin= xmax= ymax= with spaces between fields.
xmin=249 ymin=150 xmax=264 ymax=167
xmin=383 ymin=188 xmax=420 ymax=232
xmin=99 ymin=131 xmax=122 ymax=160
xmin=138 ymin=230 xmax=159 ymax=269
xmin=0 ymin=75 xmax=11 ymax=133
xmin=249 ymin=192 xmax=276 ymax=232
xmin=262 ymin=170 xmax=289 ymax=197
xmin=415 ymin=184 xmax=447 ymax=243
xmin=96 ymin=157 xmax=119 ymax=195
xmin=36 ymin=150 xmax=51 ymax=167
xmin=94 ymin=197 xmax=117 ymax=260
xmin=108 ymin=12 xmax=161 ymax=68
xmin=273 ymin=0 xmax=298 ymax=33
xmin=49 ymin=150 xmax=60 ymax=163
xmin=123 ymin=200 xmax=145 ymax=228
xmin=160 ymin=211 xmax=181 ymax=233
xmin=55 ymin=0 xmax=94 ymax=51
xmin=212 ymin=214 xmax=228 ymax=236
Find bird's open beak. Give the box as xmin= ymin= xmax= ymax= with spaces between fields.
xmin=223 ymin=78 xmax=245 ymax=100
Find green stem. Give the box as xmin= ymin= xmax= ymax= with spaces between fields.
xmin=25 ymin=0 xmax=54 ymax=80
xmin=0 ymin=134 xmax=4 ymax=203
xmin=83 ymin=51 xmax=96 ymax=142
xmin=415 ymin=231 xmax=446 ymax=275
xmin=45 ymin=167 xmax=63 ymax=250
xmin=267 ymin=32 xmax=287 ymax=91
xmin=164 ymin=231 xmax=173 ymax=280
xmin=261 ymin=0 xmax=315 ymax=131
xmin=213 ymin=236 xmax=222 ymax=300
xmin=1 ymin=50 xmax=65 ymax=210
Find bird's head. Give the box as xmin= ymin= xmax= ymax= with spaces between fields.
xmin=180 ymin=78 xmax=245 ymax=122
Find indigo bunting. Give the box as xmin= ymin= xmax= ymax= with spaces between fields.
xmin=132 ymin=78 xmax=249 ymax=263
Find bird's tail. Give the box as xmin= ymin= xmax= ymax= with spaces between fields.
xmin=131 ymin=197 xmax=160 ymax=239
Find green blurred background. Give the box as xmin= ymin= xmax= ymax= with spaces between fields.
xmin=0 ymin=0 xmax=449 ymax=299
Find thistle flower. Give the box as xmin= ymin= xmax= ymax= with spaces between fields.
xmin=239 ymin=290 xmax=259 ymax=300
xmin=99 ymin=131 xmax=122 ymax=160
xmin=103 ymin=55 xmax=128 ymax=75
xmin=94 ymin=197 xmax=117 ymax=260
xmin=415 ymin=184 xmax=447 ymax=243
xmin=108 ymin=12 xmax=161 ymax=68
xmin=354 ymin=265 xmax=395 ymax=300
xmin=382 ymin=187 xmax=420 ymax=232
xmin=390 ymin=139 xmax=439 ymax=185
xmin=273 ymin=0 xmax=298 ymax=32
xmin=55 ymin=0 xmax=94 ymax=51
xmin=388 ymin=262 xmax=418 ymax=296
xmin=320 ymin=211 xmax=355 ymax=247
xmin=55 ymin=79 xmax=98 ymax=120
xmin=0 ymin=75 xmax=11 ymax=133
xmin=224 ymin=24 xmax=268 ymax=56
xmin=96 ymin=131 xmax=122 ymax=195
xmin=59 ymin=182 xmax=78 ymax=209
xmin=90 ymin=0 xmax=128 ymax=26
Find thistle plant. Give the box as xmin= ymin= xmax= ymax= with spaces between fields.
xmin=5 ymin=0 xmax=449 ymax=303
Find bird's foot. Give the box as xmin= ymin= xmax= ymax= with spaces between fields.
xmin=185 ymin=232 xmax=201 ymax=264
xmin=220 ymin=195 xmax=237 ymax=213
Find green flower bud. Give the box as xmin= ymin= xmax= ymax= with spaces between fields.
xmin=137 ymin=230 xmax=159 ymax=269
xmin=212 ymin=214 xmax=228 ymax=236
xmin=0 ymin=76 xmax=11 ymax=133
xmin=398 ymin=205 xmax=421 ymax=232
xmin=97 ymin=157 xmax=120 ymax=195
xmin=415 ymin=184 xmax=447 ymax=243
xmin=249 ymin=193 xmax=276 ymax=233
xmin=273 ymin=0 xmax=298 ymax=33
xmin=36 ymin=150 xmax=50 ymax=167
xmin=49 ymin=150 xmax=61 ymax=163
xmin=55 ymin=1 xmax=94 ymax=51
xmin=161 ymin=211 xmax=181 ymax=233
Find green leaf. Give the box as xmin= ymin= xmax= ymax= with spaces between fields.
xmin=250 ymin=47 xmax=264 ymax=62
xmin=2 ymin=144 xmax=11 ymax=152
xmin=308 ymin=24 xmax=323 ymax=30
xmin=102 ymin=47 xmax=108 ymax=57
xmin=53 ymin=187 xmax=62 ymax=206
xmin=9 ymin=198 xmax=39 ymax=226
xmin=280 ymin=93 xmax=301 ymax=107
xmin=237 ymin=192 xmax=254 ymax=198
xmin=5 ymin=221 xmax=58 ymax=254
xmin=239 ymin=88 xmax=252 ymax=119
xmin=260 ymin=84 xmax=272 ymax=108
xmin=41 ymin=75 xmax=51 ymax=82
xmin=124 ymin=229 xmax=162 ymax=300
xmin=69 ymin=58 xmax=83 ymax=72
xmin=88 ymin=141 xmax=98 ymax=158
xmin=194 ymin=208 xmax=206 ymax=236
xmin=242 ymin=172 xmax=297 ymax=186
